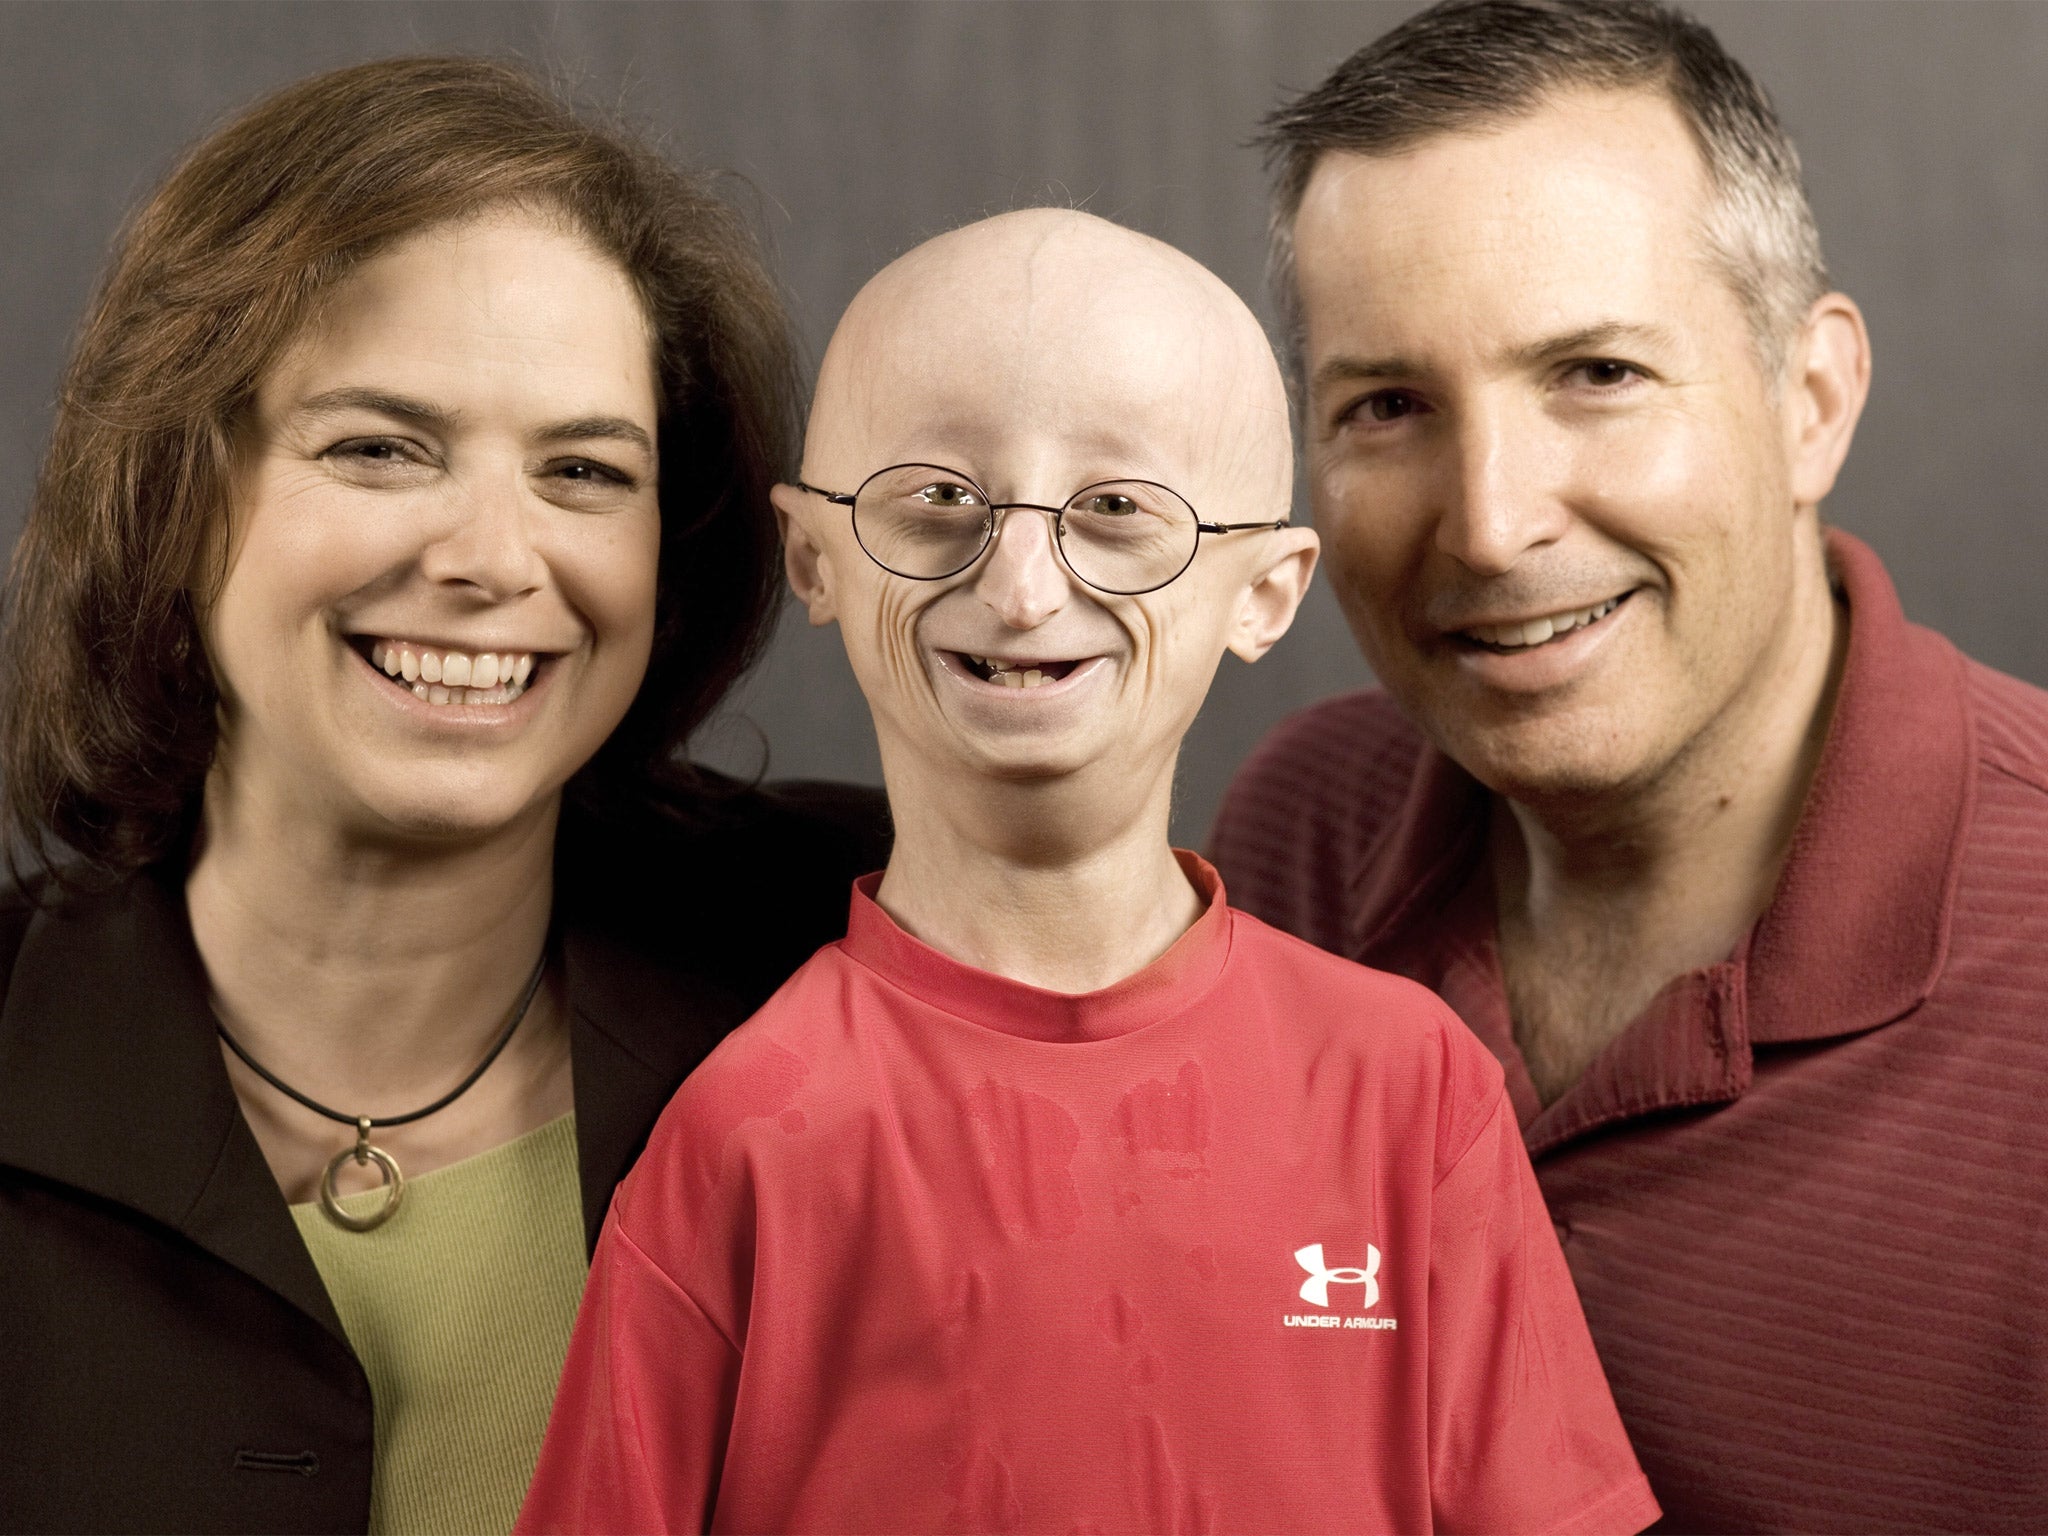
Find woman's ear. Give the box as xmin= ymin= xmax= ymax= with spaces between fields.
xmin=1226 ymin=526 xmax=1321 ymax=664
xmin=770 ymin=483 xmax=838 ymax=627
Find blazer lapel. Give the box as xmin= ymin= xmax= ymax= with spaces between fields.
xmin=562 ymin=921 xmax=750 ymax=1255
xmin=0 ymin=873 xmax=348 ymax=1344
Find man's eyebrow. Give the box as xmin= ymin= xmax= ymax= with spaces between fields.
xmin=1309 ymin=354 xmax=1426 ymax=393
xmin=1508 ymin=320 xmax=1681 ymax=368
xmin=288 ymin=389 xmax=653 ymax=456
xmin=1309 ymin=323 xmax=1682 ymax=396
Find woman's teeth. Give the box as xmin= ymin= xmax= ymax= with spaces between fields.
xmin=1466 ymin=596 xmax=1623 ymax=651
xmin=368 ymin=641 xmax=535 ymax=706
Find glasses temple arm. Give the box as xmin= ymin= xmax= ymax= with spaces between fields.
xmin=795 ymin=481 xmax=857 ymax=506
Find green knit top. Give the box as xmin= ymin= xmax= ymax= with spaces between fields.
xmin=291 ymin=1113 xmax=586 ymax=1535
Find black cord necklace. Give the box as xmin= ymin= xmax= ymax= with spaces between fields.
xmin=218 ymin=951 xmax=550 ymax=1232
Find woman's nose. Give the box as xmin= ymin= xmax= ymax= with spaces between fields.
xmin=417 ymin=473 xmax=548 ymax=599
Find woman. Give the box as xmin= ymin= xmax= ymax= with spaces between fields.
xmin=0 ymin=57 xmax=885 ymax=1535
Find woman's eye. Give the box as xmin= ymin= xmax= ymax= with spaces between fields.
xmin=327 ymin=437 xmax=415 ymax=466
xmin=918 ymin=483 xmax=980 ymax=509
xmin=553 ymin=459 xmax=632 ymax=487
xmin=322 ymin=436 xmax=437 ymax=483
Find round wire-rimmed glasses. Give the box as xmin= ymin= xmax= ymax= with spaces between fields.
xmin=796 ymin=463 xmax=1290 ymax=597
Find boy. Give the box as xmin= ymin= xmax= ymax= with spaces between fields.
xmin=519 ymin=210 xmax=1658 ymax=1535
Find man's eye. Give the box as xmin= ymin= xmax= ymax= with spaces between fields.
xmin=1349 ymin=390 xmax=1424 ymax=425
xmin=1082 ymin=494 xmax=1139 ymax=517
xmin=1571 ymin=360 xmax=1641 ymax=388
xmin=917 ymin=483 xmax=980 ymax=508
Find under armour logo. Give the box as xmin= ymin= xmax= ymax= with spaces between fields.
xmin=1294 ymin=1243 xmax=1380 ymax=1308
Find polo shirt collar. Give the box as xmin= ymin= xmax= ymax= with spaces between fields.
xmin=1344 ymin=531 xmax=1972 ymax=1142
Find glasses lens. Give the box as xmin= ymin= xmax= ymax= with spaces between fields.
xmin=1057 ymin=480 xmax=1199 ymax=594
xmin=852 ymin=465 xmax=991 ymax=579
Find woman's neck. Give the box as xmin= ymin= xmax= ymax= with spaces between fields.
xmin=186 ymin=766 xmax=569 ymax=1200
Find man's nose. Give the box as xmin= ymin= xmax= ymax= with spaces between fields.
xmin=418 ymin=470 xmax=548 ymax=599
xmin=1432 ymin=397 xmax=1570 ymax=576
xmin=972 ymin=506 xmax=1071 ymax=629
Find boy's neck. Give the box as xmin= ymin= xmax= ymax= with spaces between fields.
xmin=874 ymin=762 xmax=1202 ymax=995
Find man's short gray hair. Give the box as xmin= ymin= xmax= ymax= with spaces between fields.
xmin=1258 ymin=0 xmax=1829 ymax=376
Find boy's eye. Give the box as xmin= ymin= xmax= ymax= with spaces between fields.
xmin=1080 ymin=494 xmax=1139 ymax=517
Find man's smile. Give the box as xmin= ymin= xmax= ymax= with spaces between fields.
xmin=1451 ymin=591 xmax=1633 ymax=654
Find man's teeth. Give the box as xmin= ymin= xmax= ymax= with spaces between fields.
xmin=1467 ymin=597 xmax=1622 ymax=650
xmin=368 ymin=641 xmax=536 ymax=706
xmin=968 ymin=655 xmax=1055 ymax=690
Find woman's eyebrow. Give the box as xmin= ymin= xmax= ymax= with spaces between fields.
xmin=288 ymin=388 xmax=653 ymax=456
xmin=539 ymin=417 xmax=655 ymax=457
xmin=292 ymin=385 xmax=452 ymax=430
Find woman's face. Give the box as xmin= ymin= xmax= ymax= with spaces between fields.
xmin=207 ymin=208 xmax=662 ymax=842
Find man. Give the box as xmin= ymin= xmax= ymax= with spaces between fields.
xmin=518 ymin=209 xmax=1659 ymax=1535
xmin=1211 ymin=2 xmax=2048 ymax=1531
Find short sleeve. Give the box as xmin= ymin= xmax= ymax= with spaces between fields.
xmin=1428 ymin=1091 xmax=1661 ymax=1536
xmin=516 ymin=1213 xmax=740 ymax=1535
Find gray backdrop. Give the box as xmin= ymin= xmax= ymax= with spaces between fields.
xmin=4 ymin=1 xmax=2043 ymax=845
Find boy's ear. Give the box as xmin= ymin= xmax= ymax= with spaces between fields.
xmin=1226 ymin=526 xmax=1320 ymax=664
xmin=771 ymin=483 xmax=838 ymax=627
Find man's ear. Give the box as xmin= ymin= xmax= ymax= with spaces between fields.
xmin=1785 ymin=292 xmax=1871 ymax=509
xmin=1226 ymin=526 xmax=1320 ymax=664
xmin=770 ymin=483 xmax=838 ymax=627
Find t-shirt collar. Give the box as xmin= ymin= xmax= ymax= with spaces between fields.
xmin=840 ymin=851 xmax=1234 ymax=1043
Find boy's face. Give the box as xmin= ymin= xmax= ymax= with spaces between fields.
xmin=773 ymin=214 xmax=1314 ymax=801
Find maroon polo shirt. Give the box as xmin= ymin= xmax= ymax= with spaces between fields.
xmin=1211 ymin=531 xmax=2048 ymax=1534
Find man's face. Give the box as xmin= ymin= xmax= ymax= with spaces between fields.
xmin=776 ymin=216 xmax=1309 ymax=805
xmin=1293 ymin=90 xmax=1818 ymax=800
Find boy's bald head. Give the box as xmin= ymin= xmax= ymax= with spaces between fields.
xmin=806 ymin=209 xmax=1292 ymax=519
xmin=774 ymin=208 xmax=1315 ymax=817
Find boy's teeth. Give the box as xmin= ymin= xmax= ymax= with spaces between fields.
xmin=371 ymin=641 xmax=536 ymax=707
xmin=973 ymin=654 xmax=1055 ymax=689
xmin=1469 ymin=596 xmax=1621 ymax=650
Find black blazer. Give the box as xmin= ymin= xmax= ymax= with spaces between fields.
xmin=0 ymin=781 xmax=889 ymax=1535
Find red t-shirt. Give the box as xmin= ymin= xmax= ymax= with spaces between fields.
xmin=519 ymin=857 xmax=1658 ymax=1535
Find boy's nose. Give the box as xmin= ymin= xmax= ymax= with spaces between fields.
xmin=973 ymin=507 xmax=1071 ymax=630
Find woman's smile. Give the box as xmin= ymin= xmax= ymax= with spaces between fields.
xmin=357 ymin=637 xmax=543 ymax=708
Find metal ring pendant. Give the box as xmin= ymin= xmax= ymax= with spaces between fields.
xmin=319 ymin=1127 xmax=404 ymax=1232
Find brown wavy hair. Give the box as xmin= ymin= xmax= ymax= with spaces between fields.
xmin=1 ymin=55 xmax=797 ymax=888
